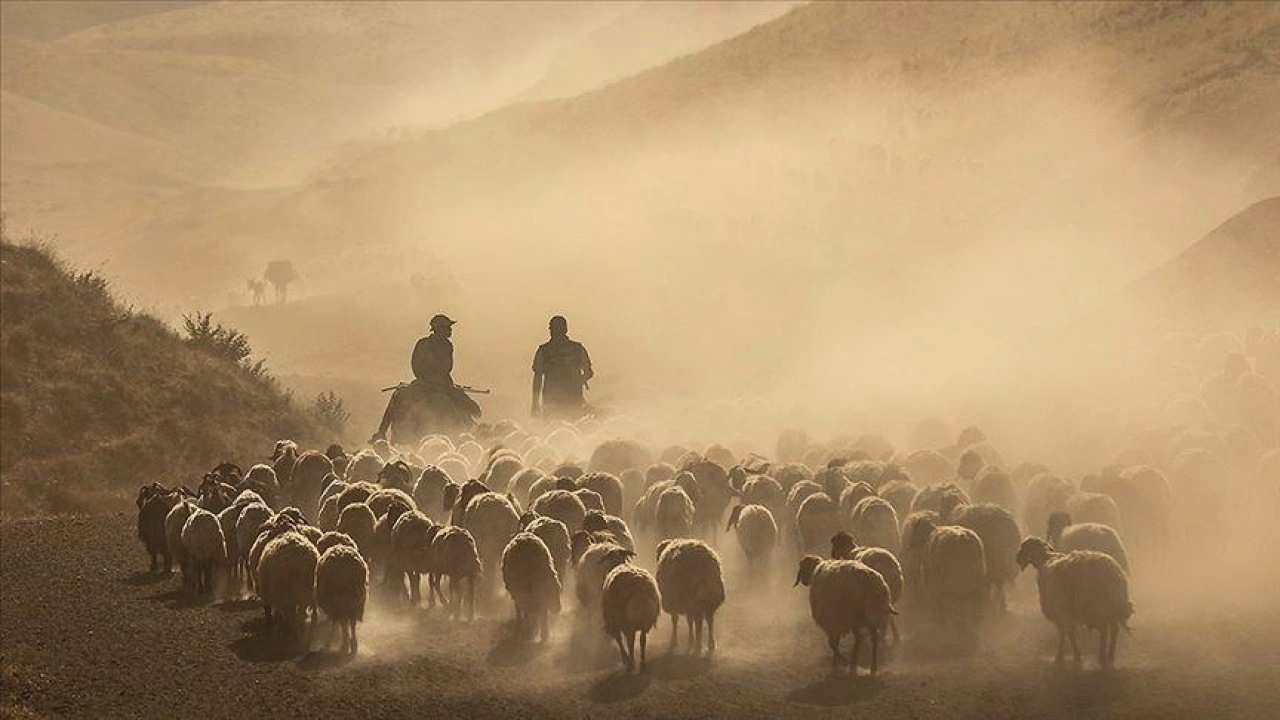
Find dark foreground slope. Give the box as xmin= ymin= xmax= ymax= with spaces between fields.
xmin=1132 ymin=196 xmax=1280 ymax=331
xmin=2 ymin=514 xmax=1279 ymax=719
xmin=0 ymin=239 xmax=320 ymax=514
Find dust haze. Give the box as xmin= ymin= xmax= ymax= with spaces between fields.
xmin=2 ymin=2 xmax=1279 ymax=718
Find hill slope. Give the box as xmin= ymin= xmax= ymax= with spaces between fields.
xmin=1132 ymin=196 xmax=1280 ymax=331
xmin=0 ymin=235 xmax=323 ymax=515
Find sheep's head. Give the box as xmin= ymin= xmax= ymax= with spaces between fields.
xmin=673 ymin=472 xmax=702 ymax=504
xmin=939 ymin=491 xmax=966 ymax=523
xmin=957 ymin=450 xmax=985 ymax=481
xmin=957 ymin=425 xmax=986 ymax=448
xmin=370 ymin=438 xmax=393 ymax=461
xmin=384 ymin=499 xmax=412 ymax=524
xmin=137 ymin=482 xmax=168 ymax=508
xmin=655 ymin=539 xmax=673 ymax=561
xmin=554 ymin=476 xmax=577 ymax=492
xmin=271 ymin=440 xmax=298 ymax=462
xmin=794 ymin=556 xmax=823 ymax=587
xmin=1017 ymin=537 xmax=1054 ymax=570
xmin=601 ymin=546 xmax=635 ymax=573
xmin=443 ymin=483 xmax=460 ymax=512
xmin=830 ymin=531 xmax=857 ymax=560
xmin=582 ymin=510 xmax=608 ymax=533
xmin=212 ymin=462 xmax=243 ymax=483
xmin=569 ymin=530 xmax=611 ymax=567
xmin=554 ymin=465 xmax=584 ymax=481
xmin=518 ymin=510 xmax=538 ymax=528
xmin=277 ymin=506 xmax=309 ymax=525
xmin=906 ymin=514 xmax=938 ymax=550
xmin=827 ymin=457 xmax=849 ymax=469
xmin=1046 ymin=511 xmax=1072 ymax=545
xmin=378 ymin=461 xmax=414 ymax=491
xmin=324 ymin=444 xmax=346 ymax=461
xmin=726 ymin=504 xmax=744 ymax=531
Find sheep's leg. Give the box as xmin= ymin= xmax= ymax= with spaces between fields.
xmin=539 ymin=609 xmax=549 ymax=643
xmin=851 ymin=630 xmax=862 ymax=676
xmin=150 ymin=553 xmax=159 ymax=573
xmin=997 ymin=582 xmax=1008 ymax=614
xmin=828 ymin=633 xmax=843 ymax=668
xmin=1109 ymin=622 xmax=1120 ymax=666
xmin=707 ymin=611 xmax=716 ymax=654
xmin=1067 ymin=625 xmax=1081 ymax=664
xmin=870 ymin=628 xmax=879 ymax=675
xmin=693 ymin=616 xmax=703 ymax=656
xmin=639 ymin=630 xmax=648 ymax=672
xmin=1098 ymin=625 xmax=1109 ymax=669
xmin=163 ymin=553 xmax=172 ymax=574
xmin=890 ymin=616 xmax=900 ymax=644
xmin=467 ymin=577 xmax=476 ymax=622
xmin=325 ymin=616 xmax=337 ymax=651
xmin=614 ymin=633 xmax=631 ymax=670
xmin=627 ymin=630 xmax=638 ymax=671
xmin=350 ymin=620 xmax=359 ymax=655
xmin=669 ymin=613 xmax=679 ymax=652
xmin=1055 ymin=624 xmax=1066 ymax=664
xmin=686 ymin=616 xmax=696 ymax=654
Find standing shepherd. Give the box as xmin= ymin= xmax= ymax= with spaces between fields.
xmin=531 ymin=315 xmax=594 ymax=421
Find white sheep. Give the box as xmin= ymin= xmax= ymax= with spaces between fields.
xmin=315 ymin=530 xmax=358 ymax=556
xmin=573 ymin=487 xmax=606 ymax=514
xmin=654 ymin=485 xmax=696 ymax=542
xmin=181 ymin=507 xmax=227 ymax=596
xmin=344 ymin=449 xmax=385 ymax=483
xmin=577 ymin=472 xmax=625 ymax=517
xmin=413 ymin=465 xmax=454 ymax=524
xmin=1065 ymin=492 xmax=1123 ymax=533
xmin=501 ymin=532 xmax=562 ymax=642
xmin=1022 ymin=473 xmax=1076 ymax=538
xmin=725 ymin=504 xmax=778 ymax=576
xmin=138 ymin=486 xmax=182 ymax=573
xmin=795 ymin=492 xmax=841 ymax=556
xmin=574 ymin=538 xmax=634 ymax=626
xmin=602 ymin=563 xmax=662 ymax=673
xmin=432 ymin=525 xmax=483 ymax=620
xmin=793 ymin=556 xmax=895 ymax=675
xmin=315 ymin=545 xmax=368 ymax=654
xmin=1017 ymin=537 xmax=1132 ymax=667
xmin=241 ymin=463 xmax=281 ymax=508
xmin=582 ymin=510 xmax=636 ymax=551
xmin=830 ymin=532 xmax=904 ymax=643
xmin=164 ymin=499 xmax=197 ymax=590
xmin=849 ymin=496 xmax=900 ymax=556
xmin=233 ymin=503 xmax=273 ymax=587
xmin=655 ymin=539 xmax=725 ymax=655
xmin=257 ymin=530 xmax=319 ymax=642
xmin=389 ymin=511 xmax=441 ymax=606
xmin=917 ymin=523 xmax=987 ymax=635
xmin=462 ymin=491 xmax=521 ymax=601
xmin=878 ymin=479 xmax=919 ymax=528
xmin=524 ymin=515 xmax=572 ymax=582
xmin=1047 ymin=511 xmax=1130 ymax=573
xmin=950 ymin=503 xmax=1022 ymax=612
xmin=336 ymin=502 xmax=377 ymax=560
xmin=971 ymin=466 xmax=1016 ymax=511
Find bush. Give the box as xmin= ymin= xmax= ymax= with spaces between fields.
xmin=311 ymin=391 xmax=350 ymax=435
xmin=182 ymin=312 xmax=251 ymax=363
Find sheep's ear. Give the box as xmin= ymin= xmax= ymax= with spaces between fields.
xmin=888 ymin=605 xmax=899 ymax=616
xmin=726 ymin=504 xmax=743 ymax=531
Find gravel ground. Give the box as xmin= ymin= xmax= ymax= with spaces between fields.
xmin=3 ymin=513 xmax=1279 ymax=719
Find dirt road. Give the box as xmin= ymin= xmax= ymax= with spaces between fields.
xmin=3 ymin=514 xmax=1278 ymax=719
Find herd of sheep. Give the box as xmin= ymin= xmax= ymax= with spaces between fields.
xmin=133 ymin=326 xmax=1279 ymax=678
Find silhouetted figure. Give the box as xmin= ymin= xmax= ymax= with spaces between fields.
xmin=372 ymin=314 xmax=479 ymax=443
xmin=531 ymin=315 xmax=593 ymax=421
xmin=264 ymin=261 xmax=297 ymax=304
xmin=247 ymin=278 xmax=266 ymax=306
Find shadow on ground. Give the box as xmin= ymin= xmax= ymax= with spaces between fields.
xmin=589 ymin=671 xmax=651 ymax=703
xmin=120 ymin=571 xmax=171 ymax=586
xmin=786 ymin=674 xmax=884 ymax=706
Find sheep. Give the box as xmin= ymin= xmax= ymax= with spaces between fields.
xmin=654 ymin=485 xmax=696 ymax=542
xmin=1047 ymin=512 xmax=1130 ymax=573
xmin=878 ymin=479 xmax=918 ymax=526
xmin=165 ymin=499 xmax=197 ymax=589
xmin=462 ymin=491 xmax=521 ymax=600
xmin=774 ymin=462 xmax=815 ymax=490
xmin=287 ymin=450 xmax=332 ymax=510
xmin=950 ymin=503 xmax=1022 ymax=612
xmin=315 ymin=545 xmax=368 ymax=654
xmin=645 ymin=462 xmax=678 ymax=487
xmin=233 ymin=503 xmax=273 ymax=586
xmin=655 ymin=539 xmax=725 ymax=655
xmin=196 ymin=475 xmax=234 ymax=515
xmin=371 ymin=499 xmax=414 ymax=585
xmin=335 ymin=481 xmax=379 ymax=513
xmin=837 ymin=481 xmax=876 ymax=518
xmin=682 ymin=459 xmax=735 ymax=540
xmin=576 ymin=471 xmax=624 ymax=517
xmin=246 ymin=510 xmax=305 ymax=592
xmin=904 ymin=449 xmax=954 ymax=485
xmin=971 ymin=465 xmax=1016 ymax=511
xmin=317 ymin=494 xmax=341 ymax=532
xmin=582 ymin=510 xmax=636 ymax=552
xmin=909 ymin=482 xmax=970 ymax=516
xmin=501 ymin=532 xmax=562 ymax=642
xmin=336 ymin=502 xmax=377 ymax=560
xmin=318 ymin=476 xmax=347 ymax=512
xmin=785 ymin=480 xmax=823 ymax=520
xmin=602 ymin=563 xmax=662 ymax=672
xmin=1065 ymin=492 xmax=1123 ymax=533
xmin=446 ymin=478 xmax=493 ymax=527
xmin=432 ymin=525 xmax=483 ymax=620
xmin=389 ymin=511 xmax=442 ymax=607
xmin=367 ymin=487 xmax=416 ymax=518
xmin=574 ymin=538 xmax=634 ymax=624
xmin=412 ymin=465 xmax=454 ymax=524
xmin=456 ymin=440 xmax=484 ymax=471
xmin=316 ymin=531 xmax=357 ymax=556
xmin=1022 ymin=473 xmax=1076 ymax=538
xmin=793 ymin=556 xmax=895 ymax=675
xmin=506 ymin=467 xmax=545 ymax=510
xmin=345 ymin=449 xmax=385 ymax=483
xmin=482 ymin=454 xmax=525 ymax=492
xmin=725 ymin=504 xmax=778 ymax=575
xmin=524 ymin=515 xmax=572 ymax=582
xmin=217 ymin=492 xmax=263 ymax=586
xmin=241 ymin=464 xmax=281 ymax=509
xmin=904 ymin=515 xmax=984 ymax=635
xmin=849 ymin=496 xmax=900 ymax=556
xmin=738 ymin=474 xmax=786 ymax=520
xmin=588 ymin=439 xmax=653 ymax=476
xmin=138 ymin=487 xmax=182 ymax=572
xmin=1117 ymin=465 xmax=1172 ymax=556
xmin=376 ymin=460 xmax=415 ymax=494
xmin=257 ymin=531 xmax=319 ymax=641
xmin=830 ymin=532 xmax=903 ymax=642
xmin=795 ymin=492 xmax=841 ymax=556
xmin=574 ymin=487 xmax=606 ymax=514
xmin=1017 ymin=537 xmax=1132 ymax=667
xmin=180 ymin=507 xmax=226 ymax=595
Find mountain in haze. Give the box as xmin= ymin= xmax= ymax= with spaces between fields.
xmin=1131 ymin=196 xmax=1280 ymax=331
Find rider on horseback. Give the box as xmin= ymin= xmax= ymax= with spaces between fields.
xmin=370 ymin=313 xmax=479 ymax=443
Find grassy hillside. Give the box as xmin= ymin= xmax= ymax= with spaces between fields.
xmin=1132 ymin=196 xmax=1280 ymax=331
xmin=0 ymin=231 xmax=324 ymax=516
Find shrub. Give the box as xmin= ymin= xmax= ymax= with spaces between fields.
xmin=311 ymin=391 xmax=350 ymax=434
xmin=182 ymin=312 xmax=252 ymax=363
